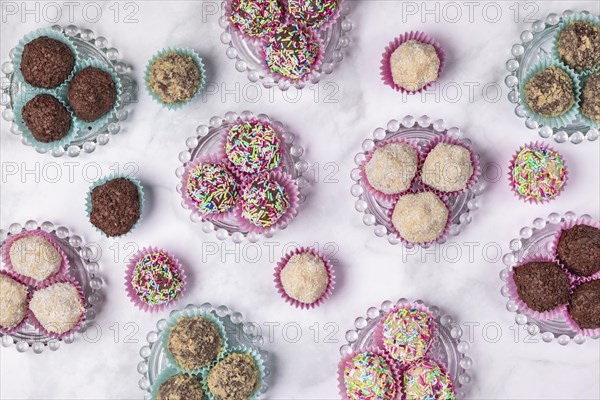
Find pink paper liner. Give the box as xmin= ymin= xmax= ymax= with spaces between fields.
xmin=506 ymin=255 xmax=569 ymax=320
xmin=225 ymin=0 xmax=287 ymax=46
xmin=380 ymin=31 xmax=446 ymax=94
xmin=1 ymin=229 xmax=71 ymax=287
xmin=373 ymin=302 xmax=436 ymax=365
xmin=234 ymin=169 xmax=300 ymax=234
xmin=550 ymin=218 xmax=600 ymax=283
xmin=282 ymin=0 xmax=345 ymax=32
xmin=124 ymin=247 xmax=187 ymax=313
xmin=359 ymin=137 xmax=421 ymax=204
xmin=0 ymin=270 xmax=31 ymax=335
xmin=419 ymin=135 xmax=481 ymax=197
xmin=563 ymin=279 xmax=600 ymax=337
xmin=274 ymin=246 xmax=335 ymax=309
xmin=181 ymin=153 xmax=239 ymax=223
xmin=28 ymin=275 xmax=87 ymax=340
xmin=508 ymin=141 xmax=569 ymax=204
xmin=337 ymin=346 xmax=402 ymax=400
xmin=399 ymin=356 xmax=456 ymax=400
xmin=387 ymin=189 xmax=452 ymax=248
xmin=261 ymin=21 xmax=325 ymax=86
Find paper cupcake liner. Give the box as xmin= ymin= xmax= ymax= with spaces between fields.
xmin=380 ymin=31 xmax=446 ymax=94
xmin=28 ymin=275 xmax=87 ymax=340
xmin=373 ymin=302 xmax=437 ymax=365
xmin=124 ymin=247 xmax=187 ymax=313
xmin=563 ymin=279 xmax=600 ymax=337
xmin=0 ymin=270 xmax=31 ymax=335
xmin=519 ymin=57 xmax=581 ymax=129
xmin=162 ymin=308 xmax=229 ymax=375
xmin=337 ymin=347 xmax=402 ymax=400
xmin=508 ymin=141 xmax=569 ymax=204
xmin=506 ymin=255 xmax=569 ymax=320
xmin=553 ymin=13 xmax=600 ymax=76
xmin=419 ymin=135 xmax=480 ymax=197
xmin=225 ymin=0 xmax=287 ymax=45
xmin=261 ymin=22 xmax=325 ymax=86
xmin=234 ymin=170 xmax=300 ymax=235
xmin=13 ymin=27 xmax=79 ymax=93
xmin=149 ymin=366 xmax=202 ymax=400
xmin=204 ymin=345 xmax=266 ymax=400
xmin=399 ymin=356 xmax=456 ymax=400
xmin=550 ymin=218 xmax=600 ymax=283
xmin=181 ymin=153 xmax=239 ymax=223
xmin=144 ymin=47 xmax=207 ymax=110
xmin=577 ymin=70 xmax=600 ymax=128
xmin=274 ymin=246 xmax=335 ymax=309
xmin=387 ymin=189 xmax=452 ymax=248
xmin=85 ymin=173 xmax=144 ymax=239
xmin=282 ymin=0 xmax=345 ymax=32
xmin=1 ymin=229 xmax=70 ymax=287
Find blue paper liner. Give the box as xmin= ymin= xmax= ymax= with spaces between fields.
xmin=149 ymin=366 xmax=204 ymax=400
xmin=519 ymin=58 xmax=581 ymax=129
xmin=553 ymin=13 xmax=600 ymax=75
xmin=85 ymin=173 xmax=144 ymax=238
xmin=162 ymin=309 xmax=229 ymax=375
xmin=577 ymin=70 xmax=600 ymax=128
xmin=144 ymin=47 xmax=207 ymax=110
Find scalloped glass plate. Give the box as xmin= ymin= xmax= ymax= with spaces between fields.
xmin=1 ymin=24 xmax=137 ymax=157
xmin=175 ymin=110 xmax=308 ymax=242
xmin=504 ymin=10 xmax=599 ymax=144
xmin=350 ymin=115 xmax=484 ymax=248
xmin=339 ymin=298 xmax=474 ymax=399
xmin=499 ymin=211 xmax=599 ymax=345
xmin=137 ymin=303 xmax=270 ymax=400
xmin=0 ymin=220 xmax=103 ymax=353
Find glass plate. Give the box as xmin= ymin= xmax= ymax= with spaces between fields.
xmin=0 ymin=24 xmax=137 ymax=157
xmin=137 ymin=303 xmax=270 ymax=400
xmin=499 ymin=211 xmax=599 ymax=345
xmin=339 ymin=298 xmax=473 ymax=399
xmin=0 ymin=220 xmax=103 ymax=353
xmin=218 ymin=1 xmax=352 ymax=90
xmin=504 ymin=10 xmax=599 ymax=144
xmin=350 ymin=115 xmax=485 ymax=248
xmin=175 ymin=110 xmax=308 ymax=242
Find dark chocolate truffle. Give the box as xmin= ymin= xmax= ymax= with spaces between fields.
xmin=556 ymin=224 xmax=600 ymax=277
xmin=581 ymin=71 xmax=600 ymax=123
xmin=167 ymin=316 xmax=223 ymax=371
xmin=512 ymin=261 xmax=570 ymax=312
xmin=568 ymin=280 xmax=600 ymax=330
xmin=557 ymin=20 xmax=600 ymax=72
xmin=20 ymin=36 xmax=75 ymax=89
xmin=21 ymin=94 xmax=72 ymax=143
xmin=524 ymin=66 xmax=575 ymax=117
xmin=156 ymin=373 xmax=204 ymax=400
xmin=207 ymin=353 xmax=259 ymax=400
xmin=67 ymin=66 xmax=116 ymax=122
xmin=90 ymin=178 xmax=141 ymax=237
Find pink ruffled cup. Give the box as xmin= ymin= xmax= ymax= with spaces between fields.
xmin=337 ymin=346 xmax=402 ymax=400
xmin=419 ymin=134 xmax=481 ymax=197
xmin=28 ymin=275 xmax=87 ymax=340
xmin=235 ymin=169 xmax=300 ymax=235
xmin=282 ymin=0 xmax=345 ymax=32
xmin=506 ymin=256 xmax=569 ymax=320
xmin=508 ymin=141 xmax=569 ymax=204
xmin=274 ymin=246 xmax=335 ymax=309
xmin=399 ymin=356 xmax=456 ymax=400
xmin=124 ymin=247 xmax=187 ymax=313
xmin=359 ymin=137 xmax=421 ymax=204
xmin=550 ymin=218 xmax=600 ymax=283
xmin=1 ymin=229 xmax=70 ymax=287
xmin=380 ymin=31 xmax=446 ymax=94
xmin=373 ymin=302 xmax=437 ymax=365
xmin=0 ymin=270 xmax=31 ymax=335
xmin=563 ymin=279 xmax=600 ymax=337
xmin=225 ymin=0 xmax=287 ymax=45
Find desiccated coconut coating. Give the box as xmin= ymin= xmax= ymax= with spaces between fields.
xmin=207 ymin=353 xmax=259 ymax=400
xmin=29 ymin=282 xmax=85 ymax=334
xmin=0 ymin=274 xmax=28 ymax=329
xmin=421 ymin=143 xmax=474 ymax=193
xmin=390 ymin=40 xmax=440 ymax=91
xmin=9 ymin=234 xmax=62 ymax=281
xmin=280 ymin=252 xmax=329 ymax=304
xmin=364 ymin=143 xmax=418 ymax=195
xmin=167 ymin=316 xmax=223 ymax=371
xmin=392 ymin=192 xmax=448 ymax=244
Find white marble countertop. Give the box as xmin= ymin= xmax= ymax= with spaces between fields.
xmin=1 ymin=1 xmax=600 ymax=399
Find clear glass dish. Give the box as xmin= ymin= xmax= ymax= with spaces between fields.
xmin=499 ymin=211 xmax=599 ymax=345
xmin=1 ymin=24 xmax=137 ymax=157
xmin=350 ymin=115 xmax=485 ymax=248
xmin=0 ymin=220 xmax=103 ymax=353
xmin=339 ymin=298 xmax=473 ymax=399
xmin=137 ymin=303 xmax=270 ymax=400
xmin=504 ymin=10 xmax=599 ymax=144
xmin=175 ymin=110 xmax=308 ymax=242
xmin=218 ymin=1 xmax=352 ymax=90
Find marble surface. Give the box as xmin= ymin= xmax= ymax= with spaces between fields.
xmin=1 ymin=1 xmax=600 ymax=399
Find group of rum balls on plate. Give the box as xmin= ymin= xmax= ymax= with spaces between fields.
xmin=152 ymin=310 xmax=264 ymax=400
xmin=226 ymin=0 xmax=343 ymax=83
xmin=339 ymin=303 xmax=455 ymax=400
xmin=509 ymin=221 xmax=600 ymax=335
xmin=0 ymin=230 xmax=86 ymax=338
xmin=15 ymin=30 xmax=119 ymax=150
xmin=521 ymin=14 xmax=600 ymax=128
